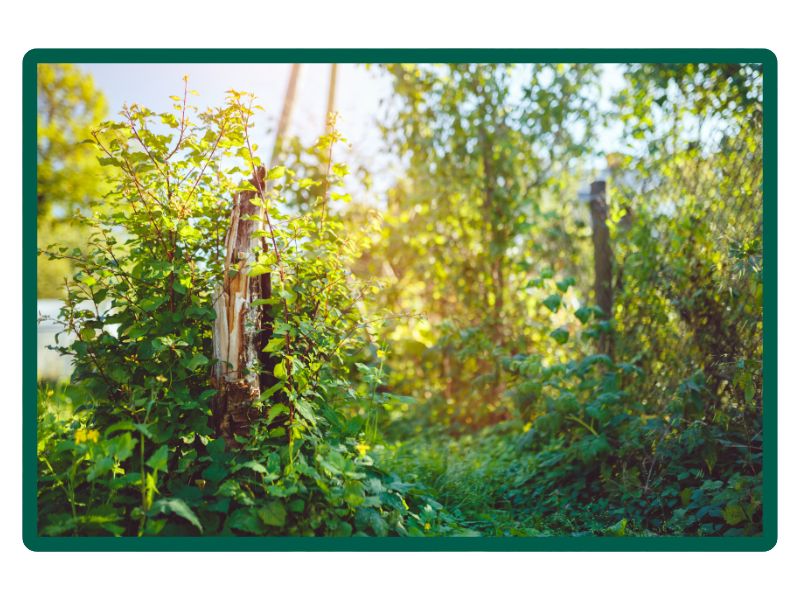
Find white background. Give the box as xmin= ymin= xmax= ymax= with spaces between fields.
xmin=1 ymin=2 xmax=796 ymax=598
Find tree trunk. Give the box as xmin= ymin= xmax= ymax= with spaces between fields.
xmin=325 ymin=64 xmax=338 ymax=133
xmin=589 ymin=179 xmax=614 ymax=358
xmin=272 ymin=64 xmax=301 ymax=165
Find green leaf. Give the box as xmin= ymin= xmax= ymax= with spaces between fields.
xmin=110 ymin=433 xmax=137 ymax=462
xmin=146 ymin=445 xmax=169 ymax=472
xmin=227 ymin=508 xmax=265 ymax=533
xmin=556 ymin=277 xmax=576 ymax=292
xmin=542 ymin=294 xmax=561 ymax=313
xmin=150 ymin=498 xmax=203 ymax=533
xmin=575 ymin=306 xmax=593 ymax=324
xmin=343 ymin=481 xmax=365 ymax=507
xmin=249 ymin=264 xmax=271 ymax=277
xmin=382 ymin=393 xmax=416 ymax=405
xmin=722 ymin=503 xmax=747 ymax=526
xmin=87 ymin=456 xmax=115 ymax=482
xmin=237 ymin=460 xmax=268 ymax=475
xmin=297 ymin=178 xmax=318 ymax=189
xmin=355 ymin=507 xmax=388 ymax=537
xmin=140 ymin=296 xmax=168 ymax=312
xmin=274 ymin=361 xmax=288 ymax=380
xmin=257 ymin=501 xmax=287 ymax=527
xmin=266 ymin=403 xmax=288 ymax=424
xmin=332 ymin=163 xmax=349 ymax=177
xmin=294 ymin=399 xmax=317 ymax=425
xmin=160 ymin=113 xmax=179 ymax=128
xmin=604 ymin=518 xmax=627 ymax=537
xmin=251 ymin=298 xmax=278 ymax=306
xmin=181 ymin=354 xmax=209 ymax=371
xmin=264 ymin=337 xmax=285 ymax=353
xmin=549 ymin=326 xmax=569 ymax=345
xmin=260 ymin=381 xmax=285 ymax=402
xmin=202 ymin=462 xmax=228 ymax=484
xmin=267 ymin=166 xmax=286 ymax=180
xmin=178 ymin=224 xmax=201 ymax=240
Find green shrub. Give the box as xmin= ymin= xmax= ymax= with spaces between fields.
xmin=38 ymin=86 xmax=444 ymax=537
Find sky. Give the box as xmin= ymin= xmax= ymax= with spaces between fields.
xmin=79 ymin=63 xmax=397 ymax=201
xmin=79 ymin=63 xmax=627 ymax=201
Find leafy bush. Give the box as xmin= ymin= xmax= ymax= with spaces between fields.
xmin=501 ymin=349 xmax=762 ymax=536
xmin=38 ymin=86 xmax=444 ymax=537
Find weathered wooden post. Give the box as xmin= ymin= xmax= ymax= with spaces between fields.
xmin=210 ymin=65 xmax=304 ymax=445
xmin=588 ymin=179 xmax=614 ymax=358
xmin=211 ymin=167 xmax=277 ymax=444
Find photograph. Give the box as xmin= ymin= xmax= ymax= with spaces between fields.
xmin=30 ymin=55 xmax=768 ymax=545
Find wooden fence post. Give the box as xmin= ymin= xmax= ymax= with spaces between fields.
xmin=589 ymin=179 xmax=614 ymax=357
xmin=210 ymin=65 xmax=305 ymax=446
xmin=211 ymin=167 xmax=276 ymax=444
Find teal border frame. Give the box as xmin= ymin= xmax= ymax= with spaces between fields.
xmin=22 ymin=48 xmax=777 ymax=552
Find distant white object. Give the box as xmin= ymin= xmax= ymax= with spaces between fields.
xmin=37 ymin=299 xmax=74 ymax=382
xmin=38 ymin=299 xmax=119 ymax=381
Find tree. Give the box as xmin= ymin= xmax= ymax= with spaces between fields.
xmin=37 ymin=64 xmax=108 ymax=220
xmin=610 ymin=63 xmax=763 ymax=409
xmin=370 ymin=63 xmax=602 ymax=426
xmin=37 ymin=64 xmax=108 ymax=297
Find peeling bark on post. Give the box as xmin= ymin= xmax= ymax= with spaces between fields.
xmin=210 ymin=65 xmax=304 ymax=446
xmin=211 ymin=167 xmax=274 ymax=445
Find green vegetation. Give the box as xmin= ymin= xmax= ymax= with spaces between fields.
xmin=37 ymin=63 xmax=763 ymax=537
xmin=37 ymin=64 xmax=109 ymax=298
